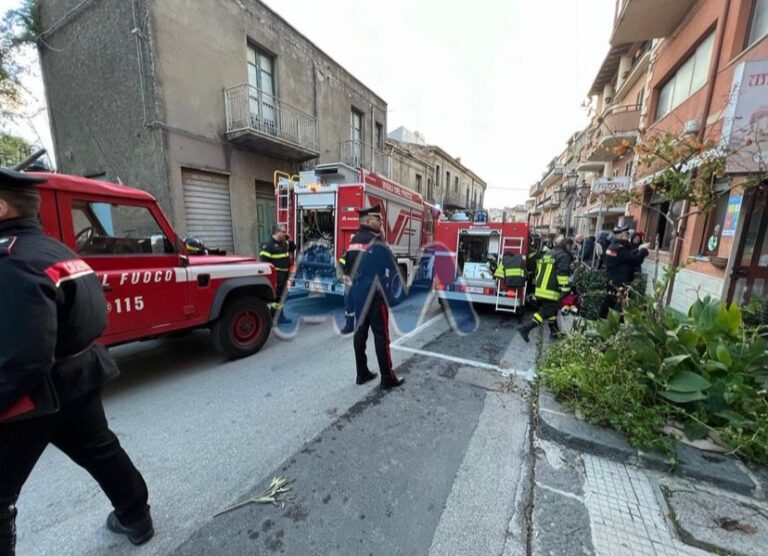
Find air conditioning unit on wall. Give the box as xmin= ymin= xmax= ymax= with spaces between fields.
xmin=683 ymin=120 xmax=701 ymax=135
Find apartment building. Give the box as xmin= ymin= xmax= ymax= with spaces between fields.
xmin=387 ymin=127 xmax=487 ymax=210
xmin=528 ymin=0 xmax=768 ymax=310
xmin=622 ymin=0 xmax=768 ymax=310
xmin=38 ymin=0 xmax=387 ymax=254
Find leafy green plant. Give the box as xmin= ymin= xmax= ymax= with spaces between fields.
xmin=541 ymin=287 xmax=768 ymax=464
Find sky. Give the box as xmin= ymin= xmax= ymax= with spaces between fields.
xmin=0 ymin=0 xmax=616 ymax=208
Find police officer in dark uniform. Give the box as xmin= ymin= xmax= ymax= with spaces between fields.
xmin=0 ymin=169 xmax=152 ymax=554
xmin=341 ymin=205 xmax=405 ymax=389
xmin=259 ymin=224 xmax=296 ymax=325
xmin=599 ymin=224 xmax=650 ymax=318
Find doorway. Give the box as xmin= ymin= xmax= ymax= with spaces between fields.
xmin=255 ymin=180 xmax=276 ymax=248
xmin=729 ymin=185 xmax=768 ymax=304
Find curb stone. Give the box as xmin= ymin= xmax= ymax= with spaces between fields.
xmin=537 ymin=389 xmax=765 ymax=499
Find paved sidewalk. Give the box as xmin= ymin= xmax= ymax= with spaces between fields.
xmin=533 ymin=388 xmax=768 ymax=556
xmin=532 ymin=436 xmax=768 ymax=556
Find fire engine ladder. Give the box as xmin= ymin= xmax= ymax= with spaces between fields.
xmin=495 ymin=236 xmax=525 ymax=313
xmin=274 ymin=171 xmax=293 ymax=233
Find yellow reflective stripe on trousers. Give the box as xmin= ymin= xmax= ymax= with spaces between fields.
xmin=533 ymin=313 xmax=544 ymax=323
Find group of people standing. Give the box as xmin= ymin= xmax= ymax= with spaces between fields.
xmin=516 ymin=223 xmax=651 ymax=343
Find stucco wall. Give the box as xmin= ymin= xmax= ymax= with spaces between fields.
xmin=38 ymin=0 xmax=170 ymax=209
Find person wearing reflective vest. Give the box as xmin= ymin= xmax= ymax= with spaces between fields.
xmin=494 ymin=251 xmax=526 ymax=289
xmin=517 ymin=237 xmax=573 ymax=342
xmin=259 ymin=224 xmax=296 ymax=325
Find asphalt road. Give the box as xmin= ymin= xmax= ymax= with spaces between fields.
xmin=15 ymin=290 xmax=536 ymax=556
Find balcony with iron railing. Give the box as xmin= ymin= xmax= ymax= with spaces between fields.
xmin=224 ymin=84 xmax=319 ymax=162
xmin=540 ymin=164 xmax=565 ymax=188
xmin=340 ymin=140 xmax=391 ymax=177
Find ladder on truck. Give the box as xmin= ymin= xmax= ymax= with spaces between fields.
xmin=273 ymin=171 xmax=296 ymax=236
xmin=495 ymin=236 xmax=526 ymax=313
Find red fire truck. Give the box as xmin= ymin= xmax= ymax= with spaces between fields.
xmin=30 ymin=172 xmax=277 ymax=359
xmin=432 ymin=212 xmax=529 ymax=313
xmin=278 ymin=163 xmax=440 ymax=303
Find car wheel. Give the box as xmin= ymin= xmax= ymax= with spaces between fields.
xmin=212 ymin=295 xmax=272 ymax=359
xmin=389 ymin=269 xmax=406 ymax=306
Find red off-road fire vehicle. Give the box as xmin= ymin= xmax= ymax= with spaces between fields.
xmin=31 ymin=172 xmax=276 ymax=359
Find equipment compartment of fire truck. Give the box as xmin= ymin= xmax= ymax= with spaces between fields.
xmin=434 ymin=212 xmax=528 ymax=313
xmin=277 ymin=163 xmax=439 ymax=303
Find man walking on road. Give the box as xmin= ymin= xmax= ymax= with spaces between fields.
xmin=0 ymin=169 xmax=153 ymax=555
xmin=517 ymin=237 xmax=573 ymax=342
xmin=260 ymin=224 xmax=296 ymax=325
xmin=341 ymin=205 xmax=405 ymax=389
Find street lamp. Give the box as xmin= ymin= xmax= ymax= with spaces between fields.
xmin=556 ymin=170 xmax=590 ymax=238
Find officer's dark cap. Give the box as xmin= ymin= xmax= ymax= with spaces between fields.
xmin=357 ymin=204 xmax=382 ymax=218
xmin=613 ymin=224 xmax=630 ymax=234
xmin=0 ymin=167 xmax=47 ymax=193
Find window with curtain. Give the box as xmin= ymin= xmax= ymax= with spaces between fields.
xmin=655 ymin=32 xmax=715 ymax=120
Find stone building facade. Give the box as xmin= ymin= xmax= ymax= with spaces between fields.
xmin=38 ymin=0 xmax=387 ymax=254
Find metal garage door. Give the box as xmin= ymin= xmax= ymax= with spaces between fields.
xmin=182 ymin=169 xmax=234 ymax=253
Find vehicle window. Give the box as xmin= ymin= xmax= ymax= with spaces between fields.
xmin=71 ymin=201 xmax=175 ymax=256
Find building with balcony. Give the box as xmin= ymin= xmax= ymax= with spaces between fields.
xmin=386 ymin=128 xmax=487 ymax=209
xmin=573 ymin=34 xmax=651 ymax=237
xmin=38 ymin=0 xmax=387 ymax=254
xmin=621 ymin=0 xmax=768 ymax=310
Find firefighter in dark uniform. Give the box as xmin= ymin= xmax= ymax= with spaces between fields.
xmin=0 ymin=169 xmax=152 ymax=554
xmin=525 ymin=234 xmax=542 ymax=303
xmin=599 ymin=224 xmax=649 ymax=318
xmin=259 ymin=224 xmax=296 ymax=325
xmin=341 ymin=205 xmax=405 ymax=389
xmin=517 ymin=237 xmax=574 ymax=342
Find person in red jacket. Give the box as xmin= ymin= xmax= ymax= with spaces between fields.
xmin=0 ymin=169 xmax=153 ymax=554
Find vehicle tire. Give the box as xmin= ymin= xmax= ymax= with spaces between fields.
xmin=211 ymin=295 xmax=272 ymax=359
xmin=389 ymin=269 xmax=406 ymax=306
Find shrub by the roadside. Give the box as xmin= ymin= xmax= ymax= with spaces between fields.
xmin=539 ymin=293 xmax=768 ymax=464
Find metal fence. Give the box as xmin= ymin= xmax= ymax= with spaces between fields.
xmin=340 ymin=140 xmax=390 ymax=177
xmin=224 ymin=84 xmax=319 ymax=153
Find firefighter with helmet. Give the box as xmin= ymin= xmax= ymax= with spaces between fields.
xmin=259 ymin=224 xmax=296 ymax=325
xmin=517 ymin=236 xmax=573 ymax=342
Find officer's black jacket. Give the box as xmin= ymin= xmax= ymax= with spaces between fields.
xmin=342 ymin=225 xmax=399 ymax=300
xmin=259 ymin=236 xmax=296 ymax=273
xmin=604 ymin=238 xmax=648 ymax=287
xmin=0 ymin=218 xmax=118 ymax=415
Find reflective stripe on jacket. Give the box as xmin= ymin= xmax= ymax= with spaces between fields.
xmin=534 ymin=247 xmax=572 ymax=301
xmin=494 ymin=253 xmax=526 ymax=288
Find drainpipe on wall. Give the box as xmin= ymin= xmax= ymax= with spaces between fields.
xmin=665 ymin=0 xmax=731 ymax=307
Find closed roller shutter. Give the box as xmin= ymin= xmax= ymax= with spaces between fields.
xmin=182 ymin=169 xmax=234 ymax=252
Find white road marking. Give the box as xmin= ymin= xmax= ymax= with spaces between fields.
xmin=390 ymin=313 xmax=443 ymax=347
xmin=391 ymin=344 xmax=534 ymax=380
